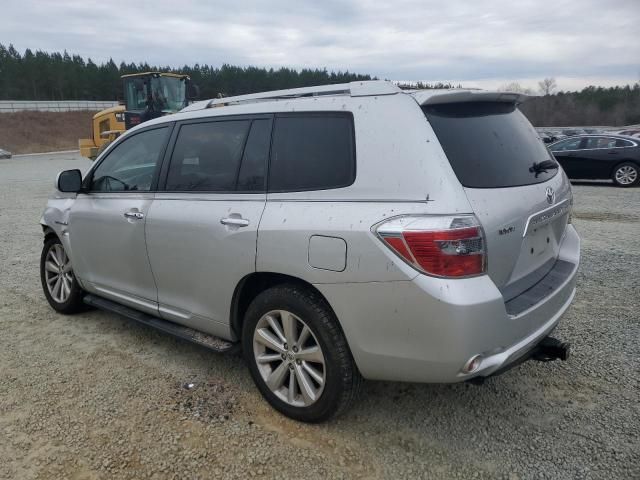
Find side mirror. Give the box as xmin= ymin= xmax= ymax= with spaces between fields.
xmin=56 ymin=169 xmax=83 ymax=193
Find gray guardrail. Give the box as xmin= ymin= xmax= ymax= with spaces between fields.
xmin=0 ymin=100 xmax=118 ymax=113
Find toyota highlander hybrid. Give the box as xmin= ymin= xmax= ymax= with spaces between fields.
xmin=40 ymin=81 xmax=579 ymax=422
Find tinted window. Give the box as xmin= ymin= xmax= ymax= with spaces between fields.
xmin=585 ymin=137 xmax=616 ymax=149
xmin=237 ymin=119 xmax=270 ymax=191
xmin=269 ymin=114 xmax=355 ymax=192
xmin=90 ymin=127 xmax=168 ymax=192
xmin=166 ymin=120 xmax=251 ymax=191
xmin=615 ymin=139 xmax=634 ymax=148
xmin=423 ymin=103 xmax=557 ymax=188
xmin=550 ymin=137 xmax=583 ymax=151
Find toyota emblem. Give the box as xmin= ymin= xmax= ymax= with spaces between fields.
xmin=545 ymin=186 xmax=555 ymax=204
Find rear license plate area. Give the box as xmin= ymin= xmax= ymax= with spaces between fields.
xmin=524 ymin=225 xmax=553 ymax=258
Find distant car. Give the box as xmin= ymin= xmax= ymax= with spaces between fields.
xmin=0 ymin=148 xmax=11 ymax=159
xmin=539 ymin=132 xmax=554 ymax=143
xmin=549 ymin=134 xmax=639 ymax=187
xmin=544 ymin=131 xmax=561 ymax=142
xmin=616 ymin=129 xmax=640 ymax=136
xmin=561 ymin=129 xmax=585 ymax=137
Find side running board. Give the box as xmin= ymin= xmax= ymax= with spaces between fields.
xmin=83 ymin=294 xmax=238 ymax=354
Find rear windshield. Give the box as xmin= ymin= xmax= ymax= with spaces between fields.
xmin=423 ymin=102 xmax=557 ymax=188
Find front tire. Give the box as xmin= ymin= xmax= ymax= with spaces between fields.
xmin=612 ymin=162 xmax=639 ymax=187
xmin=40 ymin=236 xmax=85 ymax=314
xmin=242 ymin=284 xmax=361 ymax=422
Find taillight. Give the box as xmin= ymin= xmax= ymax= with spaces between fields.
xmin=375 ymin=215 xmax=486 ymax=278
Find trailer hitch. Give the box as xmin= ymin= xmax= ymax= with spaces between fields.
xmin=531 ymin=336 xmax=570 ymax=362
xmin=467 ymin=335 xmax=570 ymax=385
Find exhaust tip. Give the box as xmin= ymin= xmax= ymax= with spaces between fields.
xmin=462 ymin=354 xmax=483 ymax=374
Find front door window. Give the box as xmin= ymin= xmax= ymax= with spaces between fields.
xmin=90 ymin=127 xmax=169 ymax=192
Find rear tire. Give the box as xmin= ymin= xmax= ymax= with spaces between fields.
xmin=40 ymin=237 xmax=85 ymax=314
xmin=242 ymin=284 xmax=361 ymax=423
xmin=612 ymin=162 xmax=639 ymax=187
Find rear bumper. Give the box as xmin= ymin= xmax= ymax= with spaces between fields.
xmin=460 ymin=287 xmax=574 ymax=381
xmin=316 ymin=225 xmax=580 ymax=383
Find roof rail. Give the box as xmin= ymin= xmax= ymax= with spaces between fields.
xmin=200 ymin=80 xmax=400 ymax=110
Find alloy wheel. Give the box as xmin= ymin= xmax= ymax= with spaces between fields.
xmin=615 ymin=165 xmax=638 ymax=185
xmin=44 ymin=243 xmax=74 ymax=303
xmin=252 ymin=310 xmax=326 ymax=407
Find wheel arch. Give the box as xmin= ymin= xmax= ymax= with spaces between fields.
xmin=230 ymin=272 xmax=339 ymax=341
xmin=42 ymin=224 xmax=58 ymax=242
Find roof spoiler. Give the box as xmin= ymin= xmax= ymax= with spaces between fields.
xmin=413 ymin=90 xmax=534 ymax=106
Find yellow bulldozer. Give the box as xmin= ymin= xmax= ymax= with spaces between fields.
xmin=79 ymin=72 xmax=197 ymax=159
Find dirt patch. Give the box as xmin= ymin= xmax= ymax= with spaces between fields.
xmin=170 ymin=380 xmax=237 ymax=422
xmin=0 ymin=111 xmax=97 ymax=154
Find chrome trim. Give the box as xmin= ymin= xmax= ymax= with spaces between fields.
xmin=522 ymin=198 xmax=570 ymax=237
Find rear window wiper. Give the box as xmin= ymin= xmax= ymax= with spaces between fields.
xmin=529 ymin=160 xmax=558 ymax=177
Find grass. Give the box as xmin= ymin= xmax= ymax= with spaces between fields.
xmin=0 ymin=111 xmax=98 ymax=154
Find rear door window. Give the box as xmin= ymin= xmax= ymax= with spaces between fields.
xmin=166 ymin=120 xmax=251 ymax=191
xmin=423 ymin=102 xmax=558 ymax=188
xmin=237 ymin=119 xmax=271 ymax=191
xmin=269 ymin=113 xmax=355 ymax=192
xmin=585 ymin=137 xmax=616 ymax=149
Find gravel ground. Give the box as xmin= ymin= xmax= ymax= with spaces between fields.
xmin=1 ymin=152 xmax=638 ymax=480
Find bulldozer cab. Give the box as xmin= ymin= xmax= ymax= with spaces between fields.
xmin=122 ymin=72 xmax=192 ymax=129
xmin=79 ymin=71 xmax=196 ymax=160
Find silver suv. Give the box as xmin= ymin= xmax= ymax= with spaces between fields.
xmin=40 ymin=81 xmax=580 ymax=422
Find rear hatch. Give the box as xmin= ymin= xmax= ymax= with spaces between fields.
xmin=418 ymin=93 xmax=571 ymax=299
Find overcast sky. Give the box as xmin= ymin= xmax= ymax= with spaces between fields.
xmin=2 ymin=0 xmax=639 ymax=92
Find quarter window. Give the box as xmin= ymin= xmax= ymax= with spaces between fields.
xmin=166 ymin=120 xmax=251 ymax=191
xmin=90 ymin=127 xmax=169 ymax=192
xmin=615 ymin=139 xmax=634 ymax=148
xmin=269 ymin=114 xmax=355 ymax=192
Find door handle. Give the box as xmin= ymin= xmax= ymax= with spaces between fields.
xmin=607 ymin=151 xmax=619 ymax=155
xmin=124 ymin=211 xmax=145 ymax=220
xmin=220 ymin=217 xmax=250 ymax=227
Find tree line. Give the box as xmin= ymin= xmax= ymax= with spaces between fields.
xmin=520 ymin=83 xmax=640 ymax=127
xmin=1 ymin=44 xmax=638 ymax=126
xmin=0 ymin=43 xmax=372 ymax=101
